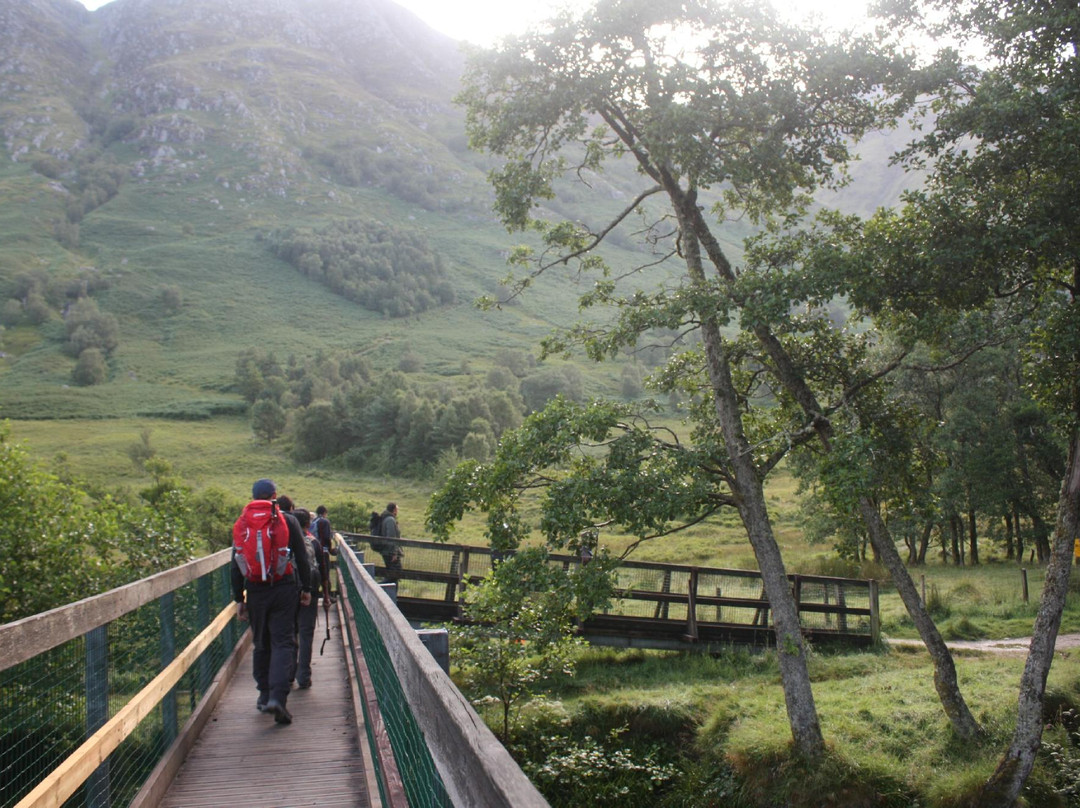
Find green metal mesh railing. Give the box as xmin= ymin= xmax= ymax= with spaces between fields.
xmin=339 ymin=549 xmax=453 ymax=808
xmin=0 ymin=563 xmax=241 ymax=808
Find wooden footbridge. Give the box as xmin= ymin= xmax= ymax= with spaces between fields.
xmin=347 ymin=534 xmax=880 ymax=651
xmin=0 ymin=535 xmax=877 ymax=808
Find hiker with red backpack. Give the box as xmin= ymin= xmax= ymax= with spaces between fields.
xmin=231 ymin=478 xmax=314 ymax=725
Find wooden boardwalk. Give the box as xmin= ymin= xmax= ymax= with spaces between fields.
xmin=159 ymin=605 xmax=375 ymax=808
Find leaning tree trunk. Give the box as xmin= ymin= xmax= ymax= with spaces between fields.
xmin=859 ymin=500 xmax=983 ymax=740
xmin=683 ymin=222 xmax=826 ymax=759
xmin=981 ymin=433 xmax=1080 ymax=806
xmin=698 ymin=235 xmax=983 ymax=740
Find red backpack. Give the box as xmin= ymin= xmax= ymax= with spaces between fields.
xmin=233 ymin=500 xmax=293 ymax=582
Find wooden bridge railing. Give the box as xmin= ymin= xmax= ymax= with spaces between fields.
xmin=342 ymin=534 xmax=880 ymax=650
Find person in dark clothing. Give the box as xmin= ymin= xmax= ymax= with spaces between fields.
xmin=313 ymin=505 xmax=337 ymax=597
xmin=292 ymin=508 xmax=325 ymax=689
xmin=375 ymin=502 xmax=403 ymax=578
xmin=232 ymin=478 xmax=312 ymax=725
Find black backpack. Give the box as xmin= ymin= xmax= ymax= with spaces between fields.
xmin=368 ymin=511 xmax=384 ymax=536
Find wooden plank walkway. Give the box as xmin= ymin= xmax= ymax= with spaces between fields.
xmin=160 ymin=605 xmax=374 ymax=808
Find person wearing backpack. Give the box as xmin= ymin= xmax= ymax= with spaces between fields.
xmin=292 ymin=508 xmax=326 ymax=689
xmin=231 ymin=478 xmax=313 ymax=725
xmin=371 ymin=502 xmax=404 ymax=579
xmin=312 ymin=505 xmax=337 ymax=599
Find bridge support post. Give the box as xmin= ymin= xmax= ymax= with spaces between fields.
xmin=85 ymin=625 xmax=110 ymax=808
xmin=197 ymin=576 xmax=212 ymax=694
xmin=684 ymin=569 xmax=699 ymax=642
xmin=160 ymin=592 xmax=178 ymax=748
xmin=417 ymin=628 xmax=450 ymax=673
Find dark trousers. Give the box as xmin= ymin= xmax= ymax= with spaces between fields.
xmin=247 ymin=580 xmax=299 ymax=704
xmin=381 ymin=549 xmax=402 ymax=580
xmin=295 ymin=599 xmax=319 ymax=686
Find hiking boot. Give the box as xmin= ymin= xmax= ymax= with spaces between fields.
xmin=297 ymin=680 xmax=312 ymax=689
xmin=265 ymin=698 xmax=292 ymax=725
xmin=256 ymin=693 xmax=269 ymax=712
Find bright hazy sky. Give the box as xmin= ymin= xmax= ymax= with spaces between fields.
xmin=75 ymin=0 xmax=874 ymax=47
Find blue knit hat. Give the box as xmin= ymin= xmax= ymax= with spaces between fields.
xmin=252 ymin=478 xmax=276 ymax=500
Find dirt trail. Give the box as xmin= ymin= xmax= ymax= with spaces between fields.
xmin=887 ymin=633 xmax=1080 ymax=655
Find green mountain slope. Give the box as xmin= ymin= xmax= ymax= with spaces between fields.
xmin=0 ymin=0 xmax=912 ymax=425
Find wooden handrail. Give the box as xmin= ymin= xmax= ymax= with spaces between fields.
xmin=15 ymin=604 xmax=237 ymax=808
xmin=0 ymin=549 xmax=232 ymax=672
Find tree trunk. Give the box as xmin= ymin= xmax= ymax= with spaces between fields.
xmin=1004 ymin=512 xmax=1015 ymax=560
xmin=904 ymin=529 xmax=918 ymax=565
xmin=682 ymin=220 xmax=825 ymax=759
xmin=950 ymin=514 xmax=963 ymax=566
xmin=684 ymin=186 xmax=980 ymax=741
xmin=1031 ymin=510 xmax=1052 ymax=562
xmin=968 ymin=503 xmax=979 ymax=566
xmin=860 ymin=501 xmax=983 ymax=741
xmin=917 ymin=520 xmax=933 ymax=566
xmin=1013 ymin=503 xmax=1025 ymax=563
xmin=982 ymin=432 xmax=1080 ymax=806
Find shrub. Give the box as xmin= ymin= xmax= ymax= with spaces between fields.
xmin=520 ymin=729 xmax=678 ymax=808
xmin=72 ymin=347 xmax=108 ymax=386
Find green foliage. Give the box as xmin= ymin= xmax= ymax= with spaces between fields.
xmin=251 ymin=398 xmax=287 ymax=444
xmin=0 ymin=423 xmax=208 ymax=622
xmin=63 ymin=297 xmax=119 ymax=358
xmin=233 ymin=346 xmax=527 ymax=476
xmin=451 ymin=547 xmax=615 ymax=742
xmin=520 ymin=727 xmax=679 ymax=807
xmin=427 ymin=397 xmax=737 ymax=553
xmin=267 ymin=219 xmax=455 ymax=318
xmin=71 ymin=347 xmax=108 ymax=386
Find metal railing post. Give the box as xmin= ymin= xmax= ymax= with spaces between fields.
xmin=160 ymin=592 xmax=178 ymax=748
xmin=85 ymin=625 xmax=110 ymax=808
xmin=197 ymin=576 xmax=212 ymax=693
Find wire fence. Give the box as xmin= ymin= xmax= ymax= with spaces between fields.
xmin=0 ymin=562 xmax=241 ymax=808
xmin=340 ymin=551 xmax=453 ymax=808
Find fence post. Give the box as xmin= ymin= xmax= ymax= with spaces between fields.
xmin=220 ymin=565 xmax=235 ymax=650
xmin=197 ymin=575 xmax=212 ymax=692
xmin=160 ymin=591 xmax=178 ymax=748
xmin=85 ymin=625 xmax=110 ymax=808
xmin=1021 ymin=568 xmax=1030 ymax=603
xmin=655 ymin=569 xmax=672 ymax=620
xmin=685 ymin=568 xmax=699 ymax=641
xmin=869 ymin=580 xmax=880 ymax=645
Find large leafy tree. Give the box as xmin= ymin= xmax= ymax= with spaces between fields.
xmin=451 ymin=0 xmax=971 ymax=756
xmin=865 ymin=0 xmax=1080 ymax=802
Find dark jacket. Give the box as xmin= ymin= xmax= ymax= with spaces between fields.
xmin=378 ymin=511 xmax=401 ymax=540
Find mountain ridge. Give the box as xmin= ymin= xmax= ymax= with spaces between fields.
xmin=0 ymin=0 xmax=913 ymax=424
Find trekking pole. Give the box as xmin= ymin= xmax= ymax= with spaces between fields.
xmin=319 ymin=557 xmax=332 ymax=655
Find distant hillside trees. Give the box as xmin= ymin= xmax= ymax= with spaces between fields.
xmin=304 ymin=143 xmax=464 ymax=212
xmin=235 ymin=348 xmax=525 ymax=474
xmin=266 ymin=219 xmax=456 ymax=317
xmin=71 ymin=348 xmax=108 ymax=387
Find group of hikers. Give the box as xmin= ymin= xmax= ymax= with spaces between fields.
xmin=230 ymin=477 xmax=403 ymax=726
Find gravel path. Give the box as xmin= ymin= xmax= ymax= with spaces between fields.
xmin=886 ymin=632 xmax=1080 ymax=655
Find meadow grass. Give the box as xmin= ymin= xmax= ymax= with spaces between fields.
xmin=508 ymin=639 xmax=1080 ymax=806
xmin=12 ymin=413 xmax=1080 ymax=805
xmin=12 ymin=413 xmax=1079 ymax=644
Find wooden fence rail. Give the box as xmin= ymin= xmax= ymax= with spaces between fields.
xmin=342 ymin=534 xmax=880 ymax=650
